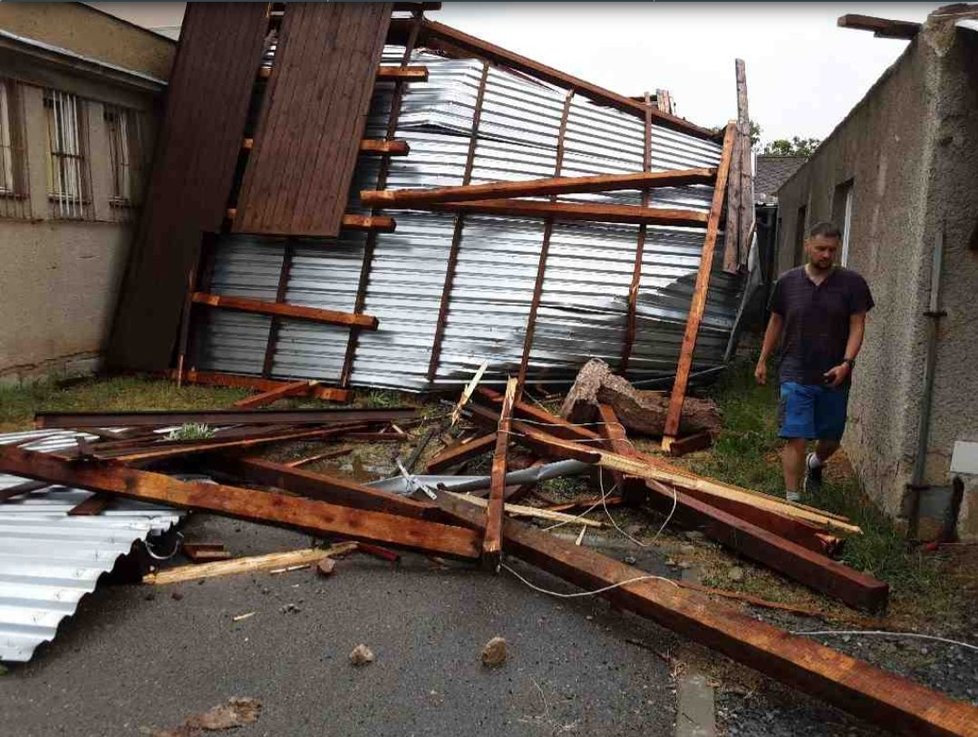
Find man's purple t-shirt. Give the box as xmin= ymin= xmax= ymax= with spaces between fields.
xmin=768 ymin=266 xmax=874 ymax=385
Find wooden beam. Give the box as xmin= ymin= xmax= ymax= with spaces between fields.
xmin=0 ymin=479 xmax=49 ymax=502
xmin=432 ymin=494 xmax=978 ymax=737
xmin=233 ymin=380 xmax=317 ymax=409
xmin=67 ymin=493 xmax=112 ymax=516
xmin=392 ymin=2 xmax=442 ymax=11
xmin=595 ymin=404 xmax=646 ymax=505
xmin=37 ymin=406 xmax=413 ymax=429
xmin=449 ymin=492 xmax=604 ymax=528
xmin=484 ymin=378 xmax=517 ymax=567
xmin=474 ymin=387 xmax=602 ymax=444
xmin=144 ymin=543 xmax=359 ymax=585
xmin=662 ymin=123 xmax=738 ymax=445
xmin=667 ymin=431 xmax=714 ymax=457
xmin=340 ymin=214 xmax=396 ymax=232
xmin=211 ymin=456 xmax=440 ymax=520
xmin=427 ymin=199 xmax=709 ymax=227
xmin=191 ymin=293 xmax=379 ymax=329
xmin=396 ymin=19 xmax=718 ymax=141
xmin=377 ymin=65 xmax=429 ymax=81
xmin=0 ymin=445 xmax=481 ymax=560
xmin=837 ymin=14 xmax=921 ymax=39
xmin=359 ymin=138 xmax=410 ymax=156
xmin=361 ymin=168 xmax=716 ymax=207
xmin=425 ymin=433 xmax=497 ymax=472
xmin=260 ymin=239 xmax=296 ymax=378
xmin=175 ymin=370 xmax=351 ymax=403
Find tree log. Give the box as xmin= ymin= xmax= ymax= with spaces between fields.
xmin=560 ymin=359 xmax=720 ymax=437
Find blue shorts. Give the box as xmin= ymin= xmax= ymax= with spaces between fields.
xmin=778 ymin=382 xmax=849 ymax=441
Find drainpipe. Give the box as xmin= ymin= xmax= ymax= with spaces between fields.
xmin=906 ymin=224 xmax=946 ymax=538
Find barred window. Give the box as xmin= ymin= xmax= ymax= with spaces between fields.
xmin=44 ymin=89 xmax=91 ymax=220
xmin=104 ymin=104 xmax=147 ymax=209
xmin=0 ymin=78 xmax=29 ymax=219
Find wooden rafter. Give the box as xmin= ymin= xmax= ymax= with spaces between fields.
xmin=427 ymin=199 xmax=709 ymax=227
xmin=376 ymin=65 xmax=429 ymax=81
xmin=359 ymin=139 xmax=410 ymax=156
xmin=361 ymin=168 xmax=716 ymax=207
xmin=661 ymin=123 xmax=738 ymax=447
xmin=174 ymin=370 xmax=350 ymax=403
xmin=483 ymin=378 xmax=517 ymax=567
xmin=837 ymin=14 xmax=921 ymax=39
xmin=233 ymin=380 xmax=318 ymax=409
xmin=425 ymin=433 xmax=497 ymax=472
xmin=192 ymin=293 xmax=379 ymax=329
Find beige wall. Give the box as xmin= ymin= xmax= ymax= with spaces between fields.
xmin=0 ymin=3 xmax=176 ymax=79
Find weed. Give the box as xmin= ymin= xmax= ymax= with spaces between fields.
xmin=165 ymin=423 xmax=216 ymax=441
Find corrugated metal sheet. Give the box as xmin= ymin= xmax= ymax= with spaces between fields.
xmin=108 ymin=2 xmax=271 ymax=372
xmin=234 ymin=3 xmax=393 ymax=236
xmin=0 ymin=431 xmax=182 ymax=663
xmin=193 ymin=48 xmax=742 ymax=391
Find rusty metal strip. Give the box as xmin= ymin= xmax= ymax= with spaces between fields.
xmin=620 ymin=93 xmax=653 ymax=375
xmin=340 ymin=11 xmax=424 ymax=388
xmin=515 ymin=89 xmax=575 ymax=397
xmin=424 ymin=60 xmax=492 ymax=383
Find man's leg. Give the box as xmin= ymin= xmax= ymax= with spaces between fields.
xmin=778 ymin=383 xmax=816 ymax=501
xmin=783 ymin=437 xmax=807 ymax=495
xmin=806 ymin=386 xmax=849 ymax=491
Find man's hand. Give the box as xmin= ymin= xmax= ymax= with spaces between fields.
xmin=754 ymin=360 xmax=767 ymax=385
xmin=823 ymin=362 xmax=851 ymax=388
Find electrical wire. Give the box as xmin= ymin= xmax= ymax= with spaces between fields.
xmin=501 ymin=562 xmax=679 ymax=598
xmin=790 ymin=629 xmax=978 ymax=653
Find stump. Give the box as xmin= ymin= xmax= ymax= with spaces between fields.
xmin=560 ymin=359 xmax=721 ymax=437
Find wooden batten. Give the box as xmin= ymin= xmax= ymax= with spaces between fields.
xmin=359 ymin=139 xmax=410 ymax=156
xmin=192 ymin=292 xmax=379 ymax=329
xmin=376 ymin=65 xmax=429 ymax=81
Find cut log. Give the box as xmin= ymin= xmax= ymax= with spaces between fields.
xmin=560 ymin=359 xmax=720 ymax=437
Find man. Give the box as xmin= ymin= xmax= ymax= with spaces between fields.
xmin=755 ymin=222 xmax=874 ymax=502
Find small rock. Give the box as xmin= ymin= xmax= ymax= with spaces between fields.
xmin=481 ymin=636 xmax=507 ymax=667
xmin=727 ymin=566 xmax=745 ymax=583
xmin=349 ymin=643 xmax=374 ymax=666
xmin=171 ymin=591 xmax=184 ymax=601
xmin=623 ymin=555 xmax=637 ymax=565
xmin=261 ymin=587 xmax=270 ymax=595
xmin=144 ymin=592 xmax=156 ymax=601
xmin=316 ymin=558 xmax=336 ymax=577
xmin=684 ymin=531 xmax=707 ymax=542
xmin=280 ymin=603 xmax=301 ymax=614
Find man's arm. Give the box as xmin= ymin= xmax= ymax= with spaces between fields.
xmin=824 ymin=311 xmax=866 ymax=388
xmin=755 ymin=312 xmax=784 ymax=385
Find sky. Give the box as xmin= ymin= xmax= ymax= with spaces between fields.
xmin=91 ymin=1 xmax=945 ymax=144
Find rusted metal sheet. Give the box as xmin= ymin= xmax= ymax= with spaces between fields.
xmin=108 ymin=3 xmax=270 ymax=372
xmin=233 ymin=2 xmax=393 ymax=237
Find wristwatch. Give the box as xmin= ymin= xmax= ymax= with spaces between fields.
xmin=843 ymin=358 xmax=855 ymax=369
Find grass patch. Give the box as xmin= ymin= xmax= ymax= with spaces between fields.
xmin=684 ymin=360 xmax=954 ymax=615
xmin=0 ymin=375 xmax=249 ymax=432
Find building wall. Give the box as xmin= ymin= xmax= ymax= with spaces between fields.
xmin=774 ymin=21 xmax=978 ymax=538
xmin=0 ymin=3 xmax=176 ymax=80
xmin=0 ymin=16 xmax=168 ymax=382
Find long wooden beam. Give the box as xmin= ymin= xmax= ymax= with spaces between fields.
xmin=662 ymin=123 xmax=738 ymax=446
xmin=484 ymin=378 xmax=517 ymax=567
xmin=837 ymin=13 xmax=921 ymax=39
xmin=36 ymin=406 xmax=415 ymax=429
xmin=361 ymin=168 xmax=717 ymax=207
xmin=596 ymin=404 xmax=646 ymax=505
xmin=191 ymin=293 xmax=380 ymax=329
xmin=425 ymin=433 xmax=497 ymax=472
xmin=389 ymin=19 xmax=718 ymax=141
xmin=174 ymin=370 xmax=350 ymax=403
xmin=0 ymin=445 xmax=480 ymax=560
xmin=433 ymin=494 xmax=978 ymax=737
xmin=225 ymin=211 xmax=396 ymax=232
xmin=233 ymin=380 xmax=318 ymax=409
xmin=426 ymin=199 xmax=709 ymax=227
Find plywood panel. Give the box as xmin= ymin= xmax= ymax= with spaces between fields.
xmin=108 ymin=3 xmax=270 ymax=371
xmin=233 ymin=2 xmax=393 ymax=237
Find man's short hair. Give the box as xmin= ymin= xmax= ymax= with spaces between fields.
xmin=808 ymin=222 xmax=842 ymax=240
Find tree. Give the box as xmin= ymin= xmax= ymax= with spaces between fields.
xmin=762 ymin=136 xmax=821 ymax=157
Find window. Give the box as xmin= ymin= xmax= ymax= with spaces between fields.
xmin=44 ymin=89 xmax=91 ymax=219
xmin=104 ymin=105 xmax=147 ymax=209
xmin=0 ymin=78 xmax=29 ymax=219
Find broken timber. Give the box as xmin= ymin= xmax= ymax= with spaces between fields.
xmin=0 ymin=445 xmax=479 ymax=560
xmin=35 ymin=407 xmax=417 ymax=429
xmin=425 ymin=433 xmax=497 ymax=472
xmin=484 ymin=378 xmax=517 ymax=568
xmin=434 ymin=493 xmax=978 ymax=737
xmin=174 ymin=371 xmax=350 ymax=403
xmin=233 ymin=380 xmax=319 ymax=409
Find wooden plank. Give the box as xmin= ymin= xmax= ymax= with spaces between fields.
xmin=376 ymin=65 xmax=428 ymax=81
xmin=667 ymin=431 xmax=714 ymax=457
xmin=0 ymin=480 xmax=49 ymax=502
xmin=723 ymin=58 xmax=753 ymax=274
xmin=285 ymin=448 xmax=352 ymax=468
xmin=474 ymin=387 xmax=602 ymax=443
xmin=176 ymin=370 xmax=350 ymax=403
xmin=399 ymin=19 xmax=718 ymax=141
xmin=213 ymin=456 xmax=439 ymax=520
xmin=191 ymin=292 xmax=379 ymax=329
xmin=144 ymin=543 xmax=359 ymax=585
xmin=182 ymin=542 xmax=232 ymax=563
xmin=359 ymin=139 xmax=410 ymax=156
xmin=837 ymin=14 xmax=921 ymax=38
xmin=449 ymin=492 xmax=604 ymax=528
xmin=67 ymin=493 xmax=112 ymax=516
xmin=427 ymin=199 xmax=709 ymax=227
xmin=432 ymin=495 xmax=978 ymax=737
xmin=234 ymin=3 xmax=394 ymax=236
xmin=107 ymin=3 xmax=272 ymax=373
xmin=596 ymin=404 xmax=646 ymax=505
xmin=484 ymin=378 xmax=517 ymax=567
xmin=361 ymin=168 xmax=716 ymax=207
xmin=0 ymin=445 xmax=480 ymax=560
xmin=233 ymin=380 xmax=317 ymax=409
xmin=425 ymin=61 xmax=491 ymax=382
xmin=662 ymin=123 xmax=738 ymax=444
xmin=426 ymin=433 xmax=497 ymax=472
xmin=340 ymin=214 xmax=397 ymax=232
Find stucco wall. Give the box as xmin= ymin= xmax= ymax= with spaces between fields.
xmin=0 ymin=3 xmax=175 ymax=80
xmin=774 ymin=23 xmax=978 ymax=538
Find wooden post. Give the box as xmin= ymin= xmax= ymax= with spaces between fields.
xmin=483 ymin=377 xmax=517 ymax=568
xmin=723 ymin=59 xmax=753 ymax=274
xmin=661 ymin=123 xmax=737 ymax=449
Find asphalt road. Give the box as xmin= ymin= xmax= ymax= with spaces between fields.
xmin=1 ymin=514 xmax=682 ymax=737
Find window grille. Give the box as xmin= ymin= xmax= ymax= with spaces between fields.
xmin=44 ymin=89 xmax=91 ymax=220
xmin=0 ymin=78 xmax=30 ymax=219
xmin=104 ymin=104 xmax=147 ymax=221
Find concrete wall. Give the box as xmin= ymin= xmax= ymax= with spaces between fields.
xmin=774 ymin=21 xmax=978 ymax=539
xmin=0 ymin=3 xmax=176 ymax=79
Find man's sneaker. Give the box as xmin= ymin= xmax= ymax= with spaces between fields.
xmin=804 ymin=452 xmax=823 ymax=494
xmin=786 ymin=489 xmax=801 ymax=503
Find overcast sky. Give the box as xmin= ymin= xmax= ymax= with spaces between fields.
xmin=93 ymin=1 xmax=944 ymax=143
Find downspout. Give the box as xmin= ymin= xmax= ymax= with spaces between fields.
xmin=906 ymin=223 xmax=946 ymax=538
